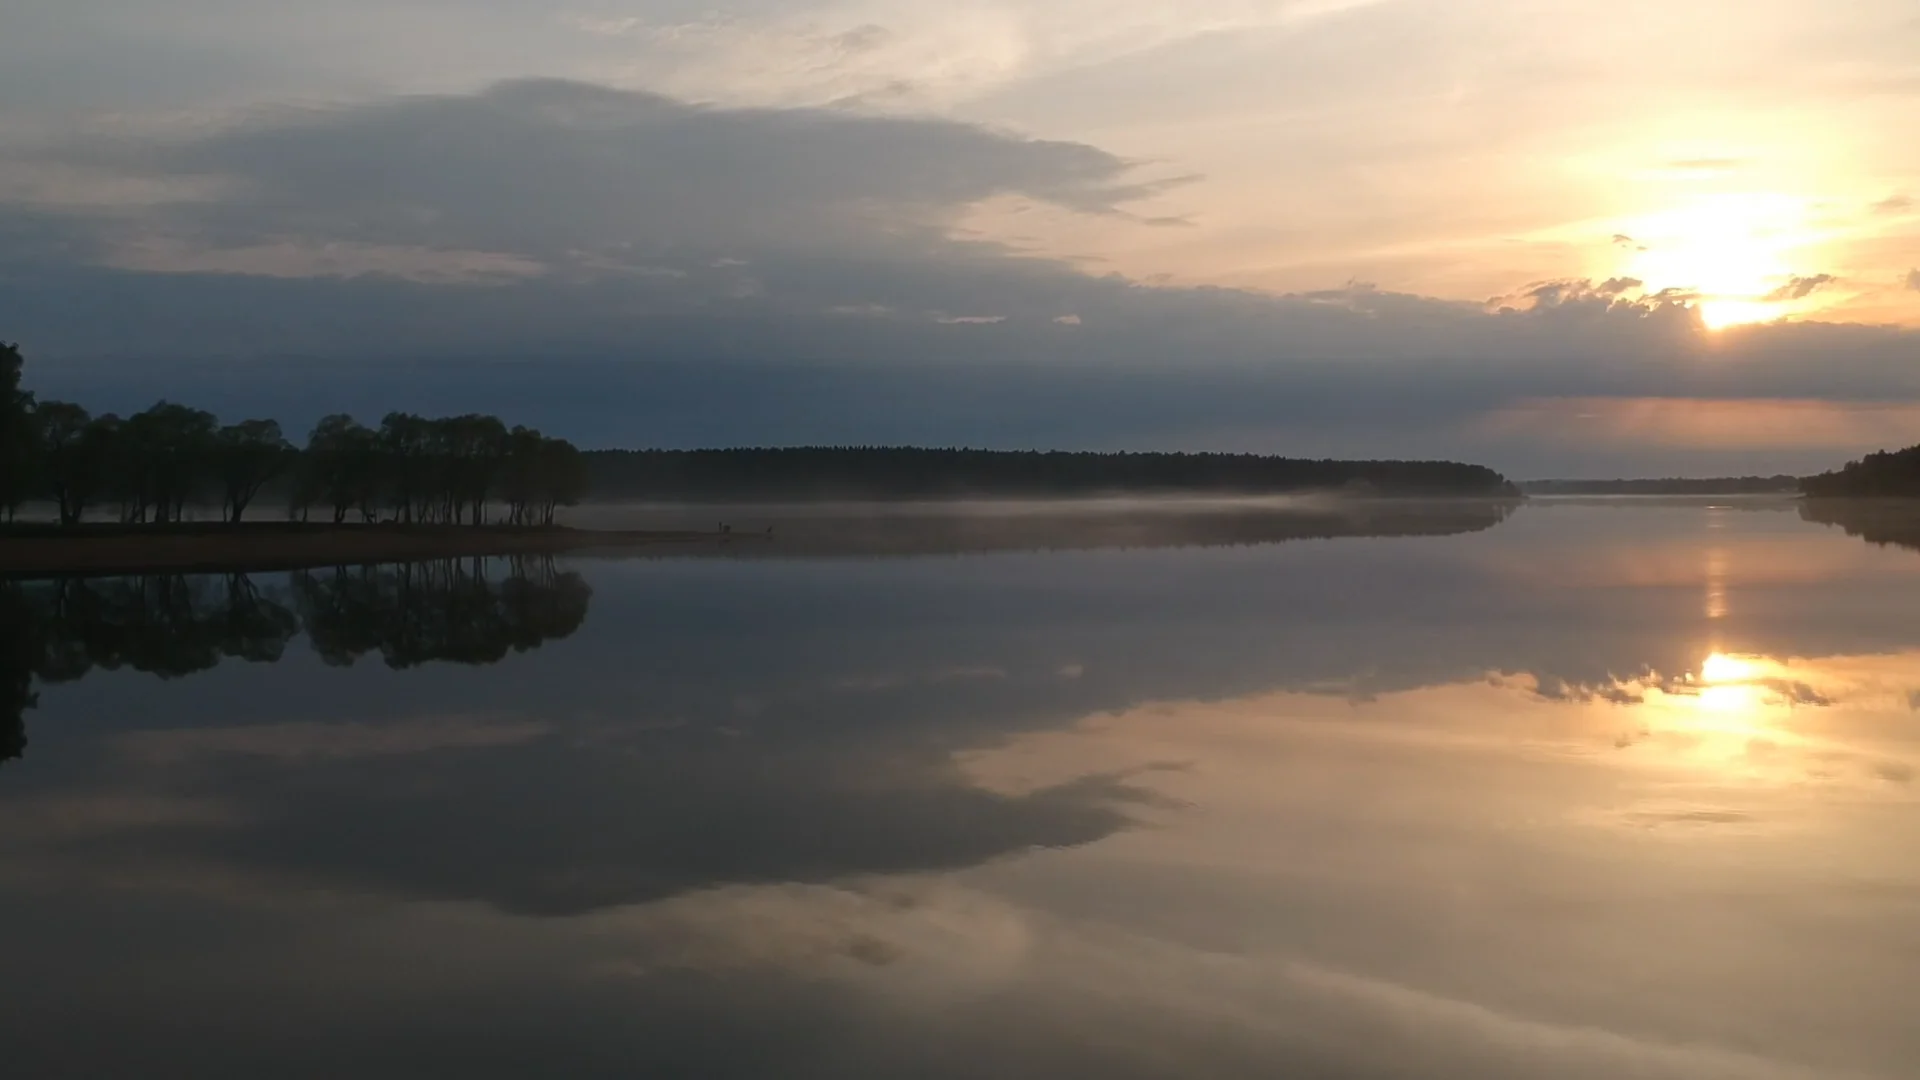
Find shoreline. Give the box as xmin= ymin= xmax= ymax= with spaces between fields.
xmin=0 ymin=522 xmax=733 ymax=580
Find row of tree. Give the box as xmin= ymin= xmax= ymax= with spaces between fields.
xmin=581 ymin=447 xmax=1521 ymax=500
xmin=1 ymin=343 xmax=588 ymax=526
xmin=1801 ymin=444 xmax=1920 ymax=498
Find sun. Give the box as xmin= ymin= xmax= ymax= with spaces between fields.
xmin=1700 ymin=651 xmax=1763 ymax=684
xmin=1617 ymin=193 xmax=1817 ymax=329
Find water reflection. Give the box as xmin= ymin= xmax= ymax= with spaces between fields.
xmin=1801 ymin=498 xmax=1920 ymax=553
xmin=568 ymin=495 xmax=1518 ymax=557
xmin=6 ymin=501 xmax=1920 ymax=1078
xmin=0 ymin=557 xmax=589 ymax=768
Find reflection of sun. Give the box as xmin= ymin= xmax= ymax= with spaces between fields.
xmin=1618 ymin=193 xmax=1816 ymax=330
xmin=1635 ymin=652 xmax=1784 ymax=752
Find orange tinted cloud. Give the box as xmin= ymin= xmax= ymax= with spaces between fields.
xmin=1475 ymin=397 xmax=1920 ymax=449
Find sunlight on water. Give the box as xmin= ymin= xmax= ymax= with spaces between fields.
xmin=5 ymin=499 xmax=1920 ymax=1078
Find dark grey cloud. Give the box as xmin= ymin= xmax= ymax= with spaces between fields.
xmin=3 ymin=78 xmax=1920 ymax=475
xmin=1764 ymin=273 xmax=1836 ymax=302
xmin=31 ymin=78 xmax=1168 ymax=265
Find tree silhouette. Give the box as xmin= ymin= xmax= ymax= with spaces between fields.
xmin=294 ymin=414 xmax=381 ymax=524
xmin=0 ymin=342 xmax=33 ymax=522
xmin=3 ymin=344 xmax=588 ymax=527
xmin=579 ymin=447 xmax=1520 ymax=500
xmin=213 ymin=419 xmax=295 ymax=522
xmin=34 ymin=402 xmax=119 ymax=525
xmin=1804 ymin=444 xmax=1920 ymax=498
xmin=123 ymin=402 xmax=219 ymax=523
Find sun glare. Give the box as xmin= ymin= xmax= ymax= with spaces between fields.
xmin=1700 ymin=652 xmax=1763 ymax=684
xmin=1618 ymin=193 xmax=1817 ymax=330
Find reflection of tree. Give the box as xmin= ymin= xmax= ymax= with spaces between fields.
xmin=0 ymin=557 xmax=590 ymax=767
xmin=291 ymin=557 xmax=591 ymax=669
xmin=1799 ymin=500 xmax=1920 ymax=553
xmin=0 ymin=584 xmax=33 ymax=766
xmin=21 ymin=574 xmax=296 ymax=684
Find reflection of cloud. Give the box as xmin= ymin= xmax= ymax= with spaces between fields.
xmin=579 ymin=879 xmax=1860 ymax=1080
xmin=60 ymin=736 xmax=1155 ymax=915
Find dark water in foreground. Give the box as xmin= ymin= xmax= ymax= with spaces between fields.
xmin=4 ymin=498 xmax=1919 ymax=1079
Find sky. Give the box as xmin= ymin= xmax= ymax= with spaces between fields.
xmin=2 ymin=0 xmax=1918 ymax=476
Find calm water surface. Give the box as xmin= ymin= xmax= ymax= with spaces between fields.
xmin=4 ymin=498 xmax=1919 ymax=1078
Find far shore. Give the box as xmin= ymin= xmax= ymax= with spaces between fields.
xmin=0 ymin=521 xmax=734 ymax=579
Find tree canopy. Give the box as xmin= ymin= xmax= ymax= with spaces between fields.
xmin=0 ymin=344 xmax=586 ymax=526
xmin=1802 ymin=445 xmax=1920 ymax=498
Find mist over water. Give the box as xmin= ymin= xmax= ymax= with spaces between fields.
xmin=4 ymin=498 xmax=1919 ymax=1078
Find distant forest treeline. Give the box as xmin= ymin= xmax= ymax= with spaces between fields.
xmin=1 ymin=343 xmax=586 ymax=526
xmin=1802 ymin=445 xmax=1920 ymax=498
xmin=582 ymin=448 xmax=1520 ymax=500
xmin=1522 ymin=476 xmax=1802 ymax=495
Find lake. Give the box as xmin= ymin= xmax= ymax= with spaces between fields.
xmin=4 ymin=496 xmax=1918 ymax=1079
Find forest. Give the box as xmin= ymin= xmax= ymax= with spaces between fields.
xmin=1521 ymin=476 xmax=1803 ymax=495
xmin=4 ymin=341 xmax=1532 ymax=516
xmin=1 ymin=343 xmax=587 ymax=527
xmin=583 ymin=447 xmax=1520 ymax=500
xmin=1801 ymin=444 xmax=1920 ymax=498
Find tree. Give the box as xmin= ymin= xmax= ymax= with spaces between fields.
xmin=441 ymin=414 xmax=509 ymax=525
xmin=213 ymin=419 xmax=294 ymax=522
xmin=533 ymin=436 xmax=586 ymax=525
xmin=500 ymin=426 xmax=546 ymax=525
xmin=129 ymin=402 xmax=218 ymax=522
xmin=35 ymin=402 xmax=119 ymax=525
xmin=296 ymin=414 xmax=382 ymax=524
xmin=0 ymin=342 xmax=33 ymax=521
xmin=379 ymin=412 xmax=433 ymax=523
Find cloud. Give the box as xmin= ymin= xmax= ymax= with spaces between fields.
xmin=1664 ymin=157 xmax=1743 ymax=173
xmin=7 ymin=78 xmax=1175 ymax=280
xmin=1764 ymin=273 xmax=1837 ymax=302
xmin=115 ymin=717 xmax=552 ymax=763
xmin=1907 ymin=269 xmax=1920 ymax=292
xmin=1874 ymin=194 xmax=1914 ymax=215
xmin=5 ymin=78 xmax=1920 ymax=476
